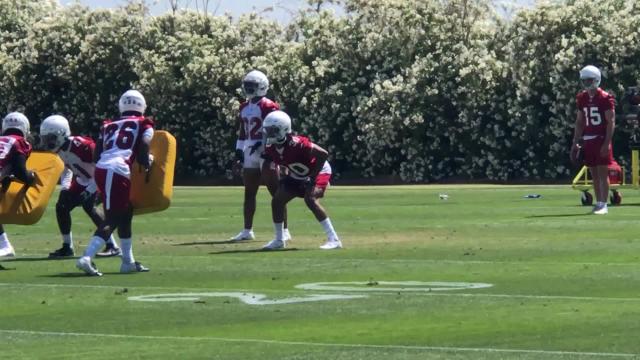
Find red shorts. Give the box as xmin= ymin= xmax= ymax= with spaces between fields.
xmin=282 ymin=173 xmax=331 ymax=198
xmin=94 ymin=167 xmax=131 ymax=212
xmin=582 ymin=136 xmax=613 ymax=167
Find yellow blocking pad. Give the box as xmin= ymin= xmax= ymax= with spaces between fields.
xmin=131 ymin=130 xmax=177 ymax=215
xmin=0 ymin=152 xmax=64 ymax=225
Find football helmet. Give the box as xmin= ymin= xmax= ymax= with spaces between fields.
xmin=579 ymin=65 xmax=601 ymax=90
xmin=40 ymin=115 xmax=71 ymax=151
xmin=2 ymin=112 xmax=30 ymax=137
xmin=263 ymin=110 xmax=291 ymax=145
xmin=118 ymin=89 xmax=146 ymax=114
xmin=242 ymin=70 xmax=269 ymax=98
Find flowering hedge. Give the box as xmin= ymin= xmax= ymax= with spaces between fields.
xmin=1 ymin=0 xmax=639 ymax=182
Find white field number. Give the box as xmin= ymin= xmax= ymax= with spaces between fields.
xmin=128 ymin=281 xmax=493 ymax=306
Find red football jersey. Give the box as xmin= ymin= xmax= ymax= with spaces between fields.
xmin=264 ymin=135 xmax=331 ymax=180
xmin=58 ymin=136 xmax=96 ymax=189
xmin=576 ymin=88 xmax=615 ymax=137
xmin=239 ymin=97 xmax=279 ymax=142
xmin=97 ymin=116 xmax=154 ymax=177
xmin=0 ymin=135 xmax=32 ymax=180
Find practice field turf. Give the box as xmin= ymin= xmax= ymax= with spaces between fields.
xmin=1 ymin=185 xmax=640 ymax=359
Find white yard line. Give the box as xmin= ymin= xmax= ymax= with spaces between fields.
xmin=0 ymin=282 xmax=639 ymax=302
xmin=0 ymin=329 xmax=635 ymax=358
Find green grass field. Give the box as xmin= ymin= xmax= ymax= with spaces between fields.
xmin=1 ymin=185 xmax=640 ymax=359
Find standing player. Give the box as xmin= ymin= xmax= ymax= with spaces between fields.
xmin=76 ymin=90 xmax=153 ymax=276
xmin=0 ymin=112 xmax=36 ymax=257
xmin=571 ymin=65 xmax=616 ymax=215
xmin=260 ymin=111 xmax=341 ymax=250
xmin=230 ymin=70 xmax=290 ymax=242
xmin=40 ymin=115 xmax=121 ymax=258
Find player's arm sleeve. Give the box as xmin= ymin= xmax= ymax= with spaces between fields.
xmin=236 ymin=114 xmax=246 ymax=150
xmin=10 ymin=153 xmax=35 ymax=186
xmin=60 ymin=167 xmax=73 ymax=189
xmin=136 ymin=127 xmax=154 ymax=168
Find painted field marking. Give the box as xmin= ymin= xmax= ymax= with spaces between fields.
xmin=128 ymin=292 xmax=366 ymax=305
xmin=0 ymin=329 xmax=636 ymax=358
xmin=295 ymin=281 xmax=493 ymax=292
xmin=2 ymin=282 xmax=640 ymax=302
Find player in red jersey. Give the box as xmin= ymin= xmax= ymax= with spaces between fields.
xmin=571 ymin=65 xmax=616 ymax=215
xmin=260 ymin=111 xmax=341 ymax=250
xmin=40 ymin=115 xmax=121 ymax=258
xmin=0 ymin=112 xmax=36 ymax=257
xmin=230 ymin=70 xmax=290 ymax=242
xmin=76 ymin=90 xmax=154 ymax=276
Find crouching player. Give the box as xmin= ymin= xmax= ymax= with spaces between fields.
xmin=76 ymin=90 xmax=153 ymax=276
xmin=40 ymin=115 xmax=121 ymax=258
xmin=0 ymin=112 xmax=36 ymax=257
xmin=260 ymin=111 xmax=342 ymax=250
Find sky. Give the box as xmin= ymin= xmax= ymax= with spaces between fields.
xmin=59 ymin=0 xmax=536 ymax=23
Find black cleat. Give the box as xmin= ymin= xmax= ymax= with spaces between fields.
xmin=120 ymin=261 xmax=149 ymax=273
xmin=48 ymin=246 xmax=75 ymax=258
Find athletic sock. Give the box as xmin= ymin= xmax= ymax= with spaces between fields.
xmin=0 ymin=232 xmax=10 ymax=248
xmin=273 ymin=223 xmax=284 ymax=240
xmin=121 ymin=238 xmax=134 ymax=264
xmin=83 ymin=236 xmax=106 ymax=258
xmin=320 ymin=218 xmax=338 ymax=240
xmin=62 ymin=233 xmax=73 ymax=248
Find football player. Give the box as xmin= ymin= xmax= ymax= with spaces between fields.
xmin=76 ymin=90 xmax=153 ymax=276
xmin=40 ymin=115 xmax=121 ymax=258
xmin=571 ymin=65 xmax=616 ymax=215
xmin=230 ymin=70 xmax=290 ymax=242
xmin=260 ymin=110 xmax=341 ymax=250
xmin=0 ymin=112 xmax=36 ymax=257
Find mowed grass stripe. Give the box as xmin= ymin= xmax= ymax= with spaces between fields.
xmin=0 ymin=329 xmax=636 ymax=358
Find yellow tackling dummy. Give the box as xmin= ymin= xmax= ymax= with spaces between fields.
xmin=130 ymin=130 xmax=176 ymax=215
xmin=0 ymin=152 xmax=64 ymax=225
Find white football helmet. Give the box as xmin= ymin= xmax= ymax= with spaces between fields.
xmin=118 ymin=89 xmax=146 ymax=114
xmin=40 ymin=115 xmax=70 ymax=151
xmin=242 ymin=70 xmax=269 ymax=98
xmin=580 ymin=65 xmax=601 ymax=90
xmin=263 ymin=110 xmax=292 ymax=145
xmin=2 ymin=112 xmax=30 ymax=137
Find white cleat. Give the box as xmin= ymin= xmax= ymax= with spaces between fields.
xmin=262 ymin=239 xmax=286 ymax=250
xmin=120 ymin=261 xmax=150 ymax=273
xmin=593 ymin=206 xmax=608 ymax=215
xmin=320 ymin=238 xmax=343 ymax=250
xmin=230 ymin=230 xmax=255 ymax=242
xmin=76 ymin=256 xmax=102 ymax=276
xmin=283 ymin=229 xmax=292 ymax=242
xmin=0 ymin=244 xmax=15 ymax=257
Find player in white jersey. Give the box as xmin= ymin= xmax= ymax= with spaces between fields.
xmin=230 ymin=70 xmax=290 ymax=242
xmin=40 ymin=115 xmax=121 ymax=258
xmin=76 ymin=90 xmax=154 ymax=276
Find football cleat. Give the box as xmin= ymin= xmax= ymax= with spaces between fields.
xmin=319 ymin=238 xmax=343 ymax=250
xmin=230 ymin=230 xmax=255 ymax=242
xmin=120 ymin=261 xmax=149 ymax=273
xmin=76 ymin=256 xmax=102 ymax=276
xmin=283 ymin=229 xmax=292 ymax=242
xmin=96 ymin=244 xmax=122 ymax=257
xmin=0 ymin=244 xmax=15 ymax=257
xmin=593 ymin=205 xmax=608 ymax=215
xmin=48 ymin=246 xmax=75 ymax=258
xmin=262 ymin=239 xmax=286 ymax=250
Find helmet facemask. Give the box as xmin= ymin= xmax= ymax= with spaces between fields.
xmin=264 ymin=124 xmax=288 ymax=145
xmin=40 ymin=132 xmax=66 ymax=151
